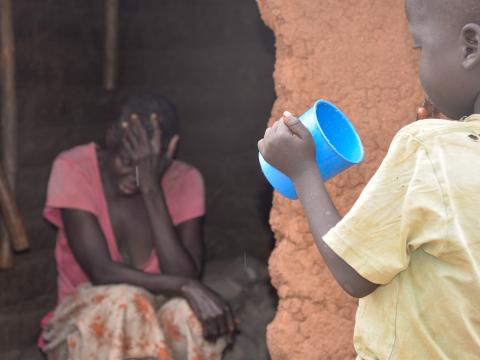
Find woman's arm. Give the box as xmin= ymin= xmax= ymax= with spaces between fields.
xmin=176 ymin=217 xmax=204 ymax=274
xmin=142 ymin=190 xmax=200 ymax=278
xmin=62 ymin=208 xmax=235 ymax=340
xmin=122 ymin=115 xmax=199 ymax=277
xmin=62 ymin=208 xmax=189 ymax=293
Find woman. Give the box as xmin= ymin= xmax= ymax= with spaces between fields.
xmin=40 ymin=96 xmax=234 ymax=360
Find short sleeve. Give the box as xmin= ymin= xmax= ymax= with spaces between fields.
xmin=43 ymin=157 xmax=97 ymax=228
xmin=323 ymin=131 xmax=445 ymax=285
xmin=167 ymin=166 xmax=205 ymax=225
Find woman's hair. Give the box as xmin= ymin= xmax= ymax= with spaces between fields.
xmin=107 ymin=94 xmax=179 ymax=148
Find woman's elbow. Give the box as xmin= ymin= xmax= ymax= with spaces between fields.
xmin=164 ymin=267 xmax=201 ymax=280
xmin=87 ymin=262 xmax=120 ymax=286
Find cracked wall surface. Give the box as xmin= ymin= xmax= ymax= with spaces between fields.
xmin=256 ymin=1 xmax=424 ymax=358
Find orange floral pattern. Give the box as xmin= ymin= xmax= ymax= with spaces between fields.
xmin=157 ymin=340 xmax=171 ymax=360
xmin=161 ymin=310 xmax=182 ymax=342
xmin=89 ymin=314 xmax=106 ymax=339
xmin=91 ymin=292 xmax=108 ymax=305
xmin=42 ymin=284 xmax=227 ymax=360
xmin=133 ymin=292 xmax=156 ymax=322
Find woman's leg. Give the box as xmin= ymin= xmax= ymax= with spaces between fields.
xmin=156 ymin=298 xmax=227 ymax=360
xmin=44 ymin=284 xmax=170 ymax=360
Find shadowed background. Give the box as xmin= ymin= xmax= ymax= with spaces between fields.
xmin=0 ymin=1 xmax=275 ymax=358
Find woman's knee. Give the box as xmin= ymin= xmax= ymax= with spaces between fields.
xmin=89 ymin=284 xmax=155 ymax=318
xmin=158 ymin=298 xmax=202 ymax=336
xmin=95 ymin=284 xmax=148 ymax=297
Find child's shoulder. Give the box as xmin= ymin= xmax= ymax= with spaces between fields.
xmin=396 ymin=118 xmax=473 ymax=144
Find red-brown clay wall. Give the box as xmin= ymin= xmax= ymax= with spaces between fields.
xmin=256 ymin=1 xmax=424 ymax=358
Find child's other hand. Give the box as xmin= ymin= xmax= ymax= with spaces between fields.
xmin=258 ymin=111 xmax=316 ymax=181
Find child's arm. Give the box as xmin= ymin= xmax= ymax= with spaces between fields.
xmin=293 ymin=159 xmax=379 ymax=298
xmin=258 ymin=113 xmax=378 ymax=298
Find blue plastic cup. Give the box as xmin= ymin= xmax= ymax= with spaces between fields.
xmin=259 ymin=99 xmax=364 ymax=200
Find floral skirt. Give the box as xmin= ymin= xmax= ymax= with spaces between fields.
xmin=42 ymin=283 xmax=227 ymax=360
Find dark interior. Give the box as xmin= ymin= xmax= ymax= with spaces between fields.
xmin=0 ymin=1 xmax=276 ymax=359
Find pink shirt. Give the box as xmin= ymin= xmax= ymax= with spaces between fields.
xmin=40 ymin=143 xmax=204 ymax=343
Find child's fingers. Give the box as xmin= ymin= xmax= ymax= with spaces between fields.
xmin=283 ymin=111 xmax=309 ymax=138
xmin=264 ymin=127 xmax=272 ymax=138
xmin=257 ymin=139 xmax=266 ymax=154
xmin=271 ymin=119 xmax=281 ymax=133
xmin=277 ymin=117 xmax=292 ymax=136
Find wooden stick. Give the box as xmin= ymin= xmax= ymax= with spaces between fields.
xmin=0 ymin=165 xmax=28 ymax=252
xmin=103 ymin=0 xmax=119 ymax=90
xmin=0 ymin=0 xmax=16 ymax=268
xmin=0 ymin=228 xmax=13 ymax=268
xmin=0 ymin=0 xmax=17 ymax=190
xmin=0 ymin=0 xmax=27 ymax=258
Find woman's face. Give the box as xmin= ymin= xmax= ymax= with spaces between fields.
xmin=109 ymin=145 xmax=139 ymax=196
xmin=106 ymin=114 xmax=174 ymax=196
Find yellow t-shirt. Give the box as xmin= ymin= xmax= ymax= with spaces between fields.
xmin=324 ymin=115 xmax=480 ymax=359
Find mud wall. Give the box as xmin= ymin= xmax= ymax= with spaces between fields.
xmin=256 ymin=1 xmax=424 ymax=358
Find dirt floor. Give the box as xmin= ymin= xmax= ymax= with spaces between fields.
xmin=256 ymin=0 xmax=424 ymax=358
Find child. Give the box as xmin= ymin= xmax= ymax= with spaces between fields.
xmin=40 ymin=95 xmax=234 ymax=359
xmin=259 ymin=0 xmax=480 ymax=358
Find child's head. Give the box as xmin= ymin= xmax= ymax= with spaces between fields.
xmin=405 ymin=0 xmax=480 ymax=118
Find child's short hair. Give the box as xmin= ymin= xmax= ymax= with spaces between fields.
xmin=407 ymin=0 xmax=480 ymax=27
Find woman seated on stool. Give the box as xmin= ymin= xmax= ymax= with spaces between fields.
xmin=39 ymin=95 xmax=235 ymax=360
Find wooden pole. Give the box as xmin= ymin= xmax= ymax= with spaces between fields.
xmin=0 ymin=165 xmax=27 ymax=251
xmin=103 ymin=0 xmax=119 ymax=90
xmin=0 ymin=0 xmax=18 ymax=268
xmin=0 ymin=231 xmax=12 ymax=268
xmin=0 ymin=0 xmax=16 ymax=189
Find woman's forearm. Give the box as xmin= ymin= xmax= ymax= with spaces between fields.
xmin=293 ymin=167 xmax=378 ymax=298
xmin=90 ymin=257 xmax=192 ymax=296
xmin=142 ymin=188 xmax=198 ymax=277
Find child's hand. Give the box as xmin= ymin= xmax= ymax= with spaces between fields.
xmin=258 ymin=111 xmax=316 ymax=181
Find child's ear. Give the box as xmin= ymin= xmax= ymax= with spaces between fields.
xmin=462 ymin=23 xmax=480 ymax=70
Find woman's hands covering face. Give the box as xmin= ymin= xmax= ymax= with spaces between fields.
xmin=122 ymin=113 xmax=179 ymax=194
